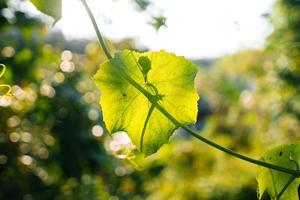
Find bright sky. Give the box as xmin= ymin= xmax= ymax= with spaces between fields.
xmin=56 ymin=0 xmax=275 ymax=59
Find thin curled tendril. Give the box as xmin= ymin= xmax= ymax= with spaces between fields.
xmin=0 ymin=64 xmax=12 ymax=97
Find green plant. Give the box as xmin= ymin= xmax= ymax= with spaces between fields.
xmin=25 ymin=1 xmax=300 ymax=199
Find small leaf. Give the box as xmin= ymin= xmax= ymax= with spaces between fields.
xmin=133 ymin=0 xmax=150 ymax=10
xmin=94 ymin=50 xmax=198 ymax=156
xmin=257 ymin=142 xmax=300 ymax=200
xmin=31 ymin=0 xmax=62 ymax=22
xmin=138 ymin=56 xmax=151 ymax=73
xmin=138 ymin=56 xmax=151 ymax=82
xmin=150 ymin=16 xmax=167 ymax=31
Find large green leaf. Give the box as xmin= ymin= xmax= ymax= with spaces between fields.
xmin=257 ymin=142 xmax=300 ymax=200
xmin=31 ymin=0 xmax=62 ymax=22
xmin=94 ymin=50 xmax=198 ymax=156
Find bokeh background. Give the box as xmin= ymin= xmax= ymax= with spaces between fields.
xmin=0 ymin=0 xmax=300 ymax=199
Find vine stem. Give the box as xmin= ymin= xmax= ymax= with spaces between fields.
xmin=277 ymin=175 xmax=296 ymax=199
xmin=0 ymin=64 xmax=12 ymax=96
xmin=80 ymin=0 xmax=112 ymax=59
xmin=81 ymin=0 xmax=300 ymax=177
xmin=0 ymin=64 xmax=6 ymax=78
xmin=140 ymin=104 xmax=155 ymax=153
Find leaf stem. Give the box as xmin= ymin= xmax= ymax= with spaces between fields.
xmin=81 ymin=1 xmax=300 ymax=177
xmin=140 ymin=104 xmax=155 ymax=153
xmin=80 ymin=0 xmax=112 ymax=60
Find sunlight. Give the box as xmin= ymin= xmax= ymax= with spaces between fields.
xmin=58 ymin=0 xmax=275 ymax=58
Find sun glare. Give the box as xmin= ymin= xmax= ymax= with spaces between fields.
xmin=58 ymin=0 xmax=275 ymax=58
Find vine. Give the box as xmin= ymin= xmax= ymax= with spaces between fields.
xmin=0 ymin=64 xmax=12 ymax=97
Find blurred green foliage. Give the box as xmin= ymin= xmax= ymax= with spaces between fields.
xmin=0 ymin=1 xmax=140 ymax=199
xmin=0 ymin=0 xmax=299 ymax=199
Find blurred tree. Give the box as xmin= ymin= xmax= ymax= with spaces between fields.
xmin=267 ymin=0 xmax=300 ymax=121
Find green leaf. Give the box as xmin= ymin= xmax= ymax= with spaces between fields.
xmin=94 ymin=50 xmax=198 ymax=156
xmin=31 ymin=0 xmax=62 ymax=22
xmin=257 ymin=142 xmax=300 ymax=200
xmin=150 ymin=16 xmax=167 ymax=31
xmin=133 ymin=0 xmax=150 ymax=10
